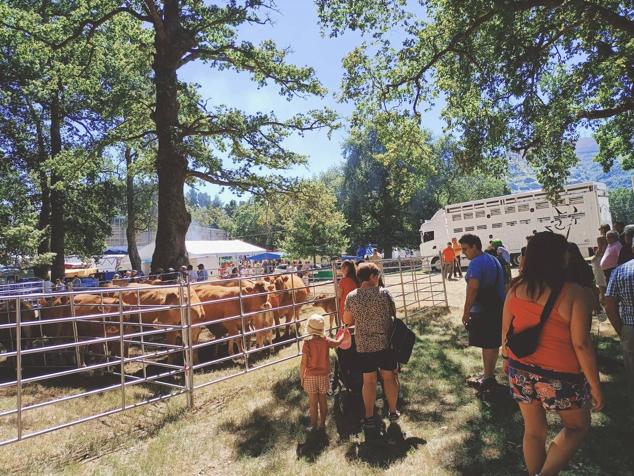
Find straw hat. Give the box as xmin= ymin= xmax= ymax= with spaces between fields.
xmin=306 ymin=314 xmax=325 ymax=338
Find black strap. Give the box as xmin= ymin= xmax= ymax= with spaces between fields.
xmin=537 ymin=284 xmax=564 ymax=328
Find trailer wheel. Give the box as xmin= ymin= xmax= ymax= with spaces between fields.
xmin=431 ymin=257 xmax=441 ymax=272
xmin=511 ymin=253 xmax=521 ymax=268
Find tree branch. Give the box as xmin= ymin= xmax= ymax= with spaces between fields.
xmin=577 ymin=100 xmax=634 ymax=120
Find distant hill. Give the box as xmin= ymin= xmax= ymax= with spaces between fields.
xmin=508 ymin=137 xmax=633 ymax=192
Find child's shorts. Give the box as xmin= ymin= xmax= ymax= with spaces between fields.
xmin=303 ymin=375 xmax=329 ymax=394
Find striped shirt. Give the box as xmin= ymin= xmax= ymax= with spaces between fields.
xmin=606 ymin=260 xmax=634 ymax=326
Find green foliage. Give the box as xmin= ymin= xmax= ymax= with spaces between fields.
xmin=340 ymin=130 xmax=509 ymax=254
xmin=280 ymin=181 xmax=349 ymax=260
xmin=318 ymin=0 xmax=634 ymax=197
xmin=609 ymin=188 xmax=634 ymax=225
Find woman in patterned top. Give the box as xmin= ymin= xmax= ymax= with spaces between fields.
xmin=343 ymin=262 xmax=400 ymax=428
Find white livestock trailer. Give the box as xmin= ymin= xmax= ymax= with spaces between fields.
xmin=420 ymin=182 xmax=612 ymax=269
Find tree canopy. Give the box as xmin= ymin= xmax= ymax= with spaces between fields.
xmin=317 ymin=0 xmax=633 ymax=195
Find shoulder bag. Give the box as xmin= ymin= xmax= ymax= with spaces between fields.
xmin=506 ymin=284 xmax=563 ymax=358
xmin=384 ymin=290 xmax=415 ymax=364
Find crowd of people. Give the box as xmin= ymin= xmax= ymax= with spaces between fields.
xmin=459 ymin=224 xmax=633 ymax=476
xmin=300 ymin=225 xmax=633 ymax=475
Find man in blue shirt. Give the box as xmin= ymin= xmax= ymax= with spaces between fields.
xmin=605 ymin=259 xmax=634 ymax=409
xmin=460 ymin=233 xmax=506 ymax=390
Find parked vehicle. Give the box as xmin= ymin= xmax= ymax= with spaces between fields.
xmin=420 ymin=182 xmax=612 ymax=270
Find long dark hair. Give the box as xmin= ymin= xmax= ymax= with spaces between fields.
xmin=341 ymin=260 xmax=360 ymax=287
xmin=511 ymin=232 xmax=567 ymax=298
xmin=565 ymin=242 xmax=594 ymax=288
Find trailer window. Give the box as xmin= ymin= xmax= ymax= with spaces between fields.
xmin=569 ymin=196 xmax=584 ymax=205
xmin=505 ymin=206 xmax=516 ymax=214
xmin=475 ymin=210 xmax=486 ymax=218
xmin=492 ymin=223 xmax=502 ymax=229
xmin=538 ymin=217 xmax=550 ymax=223
xmin=477 ymin=224 xmax=487 ymax=230
xmin=452 ymin=214 xmax=461 ymax=221
xmin=490 ymin=208 xmax=501 ymax=216
xmin=453 ymin=227 xmax=463 ymax=233
xmin=518 ymin=204 xmax=530 ymax=212
xmin=520 ymin=219 xmax=531 ymax=225
xmin=465 ymin=226 xmax=475 ymax=231
xmin=536 ymin=201 xmax=549 ymax=209
xmin=422 ymin=231 xmax=435 ymax=243
xmin=506 ymin=221 xmax=517 ymax=227
xmin=463 ymin=212 xmax=474 ymax=220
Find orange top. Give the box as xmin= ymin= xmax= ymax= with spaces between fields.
xmin=442 ymin=247 xmax=455 ymax=263
xmin=338 ymin=276 xmax=358 ymax=319
xmin=301 ymin=337 xmax=340 ymax=377
xmin=507 ymin=285 xmax=580 ymax=373
xmin=452 ymin=242 xmax=461 ymax=258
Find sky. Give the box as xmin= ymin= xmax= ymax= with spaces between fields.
xmin=179 ymin=0 xmax=445 ymax=202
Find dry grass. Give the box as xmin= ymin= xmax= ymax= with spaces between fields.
xmin=0 ymin=277 xmax=631 ymax=475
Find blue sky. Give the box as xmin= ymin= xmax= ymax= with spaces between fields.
xmin=180 ymin=0 xmax=445 ymax=202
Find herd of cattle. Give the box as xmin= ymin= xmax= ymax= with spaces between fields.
xmin=0 ymin=274 xmax=339 ymax=370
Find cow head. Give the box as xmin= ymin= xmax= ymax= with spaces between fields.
xmin=243 ymin=281 xmax=270 ymax=307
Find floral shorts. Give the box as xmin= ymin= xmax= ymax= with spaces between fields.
xmin=303 ymin=375 xmax=329 ymax=395
xmin=508 ymin=360 xmax=590 ymax=411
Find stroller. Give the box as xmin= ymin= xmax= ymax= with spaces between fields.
xmin=330 ymin=336 xmax=365 ymax=436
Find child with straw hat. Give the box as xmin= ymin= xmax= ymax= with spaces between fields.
xmin=300 ymin=314 xmax=345 ymax=431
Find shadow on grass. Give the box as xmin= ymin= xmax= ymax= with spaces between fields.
xmin=345 ymin=422 xmax=426 ymax=469
xmin=219 ymin=309 xmax=633 ymax=474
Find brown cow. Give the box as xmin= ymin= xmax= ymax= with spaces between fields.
xmin=192 ymin=281 xmax=270 ymax=355
xmin=115 ymin=284 xmax=205 ymax=364
xmin=313 ymin=294 xmax=338 ymax=333
xmin=265 ymin=274 xmax=310 ymax=338
xmin=250 ymin=301 xmax=275 ymax=349
xmin=0 ymin=300 xmax=36 ymax=365
xmin=38 ymin=294 xmax=132 ymax=366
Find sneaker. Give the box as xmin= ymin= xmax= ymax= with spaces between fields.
xmin=466 ymin=375 xmax=484 ymax=388
xmin=388 ymin=410 xmax=401 ymax=422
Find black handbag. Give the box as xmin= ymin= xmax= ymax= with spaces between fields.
xmin=390 ymin=317 xmax=416 ymax=364
xmin=506 ymin=284 xmax=562 ymax=358
xmin=384 ymin=290 xmax=415 ymax=364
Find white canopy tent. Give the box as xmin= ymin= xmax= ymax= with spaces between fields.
xmin=138 ymin=240 xmax=266 ymax=276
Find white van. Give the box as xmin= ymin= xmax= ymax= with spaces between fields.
xmin=420 ymin=182 xmax=612 ymax=268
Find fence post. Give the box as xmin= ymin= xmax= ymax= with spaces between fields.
xmin=185 ymin=282 xmax=195 ymax=408
xmin=118 ymin=291 xmax=126 ymax=410
xmin=238 ymin=278 xmax=250 ymax=372
xmin=398 ymin=259 xmax=408 ymax=320
xmin=69 ymin=294 xmax=82 ymax=367
xmin=439 ymin=252 xmax=448 ymax=308
xmin=410 ymin=258 xmax=421 ymax=312
xmin=136 ymin=288 xmax=147 ymax=381
xmin=15 ymin=298 xmax=22 ymax=441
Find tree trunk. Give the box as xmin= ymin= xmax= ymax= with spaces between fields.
xmin=49 ymin=92 xmax=65 ymax=281
xmin=150 ymin=5 xmax=192 ymax=271
xmin=33 ymin=109 xmax=51 ymax=279
xmin=35 ymin=171 xmax=51 ymax=278
xmin=125 ymin=148 xmax=143 ymax=271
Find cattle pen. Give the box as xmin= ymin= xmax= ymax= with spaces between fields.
xmin=0 ymin=257 xmax=447 ymax=447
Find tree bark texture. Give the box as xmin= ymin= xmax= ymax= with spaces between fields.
xmin=33 ymin=109 xmax=51 ymax=279
xmin=49 ymin=91 xmax=65 ymax=281
xmin=125 ymin=148 xmax=142 ymax=271
xmin=149 ymin=2 xmax=192 ymax=271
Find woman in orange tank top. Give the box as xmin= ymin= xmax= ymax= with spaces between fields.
xmin=338 ymin=261 xmax=359 ymax=323
xmin=501 ymin=232 xmax=603 ymax=476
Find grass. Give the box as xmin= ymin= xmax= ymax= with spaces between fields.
xmin=0 ymin=308 xmax=631 ymax=475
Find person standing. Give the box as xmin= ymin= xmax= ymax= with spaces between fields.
xmin=338 ymin=261 xmax=359 ymax=324
xmin=460 ymin=233 xmax=506 ymax=390
xmin=600 ymin=230 xmax=622 ymax=283
xmin=370 ymin=249 xmax=384 ymax=274
xmin=452 ymin=237 xmax=463 ymax=278
xmin=197 ymin=263 xmax=209 ymax=281
xmin=442 ymin=242 xmax=456 ymax=281
xmin=617 ymin=228 xmax=634 ymax=265
xmin=502 ymin=232 xmax=604 ymax=476
xmin=187 ymin=265 xmax=198 ymax=283
xmin=605 ymin=259 xmax=634 ymax=410
xmin=343 ymin=262 xmax=400 ymax=429
xmin=299 ymin=315 xmax=345 ymax=431
xmin=590 ymin=236 xmax=608 ymax=303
